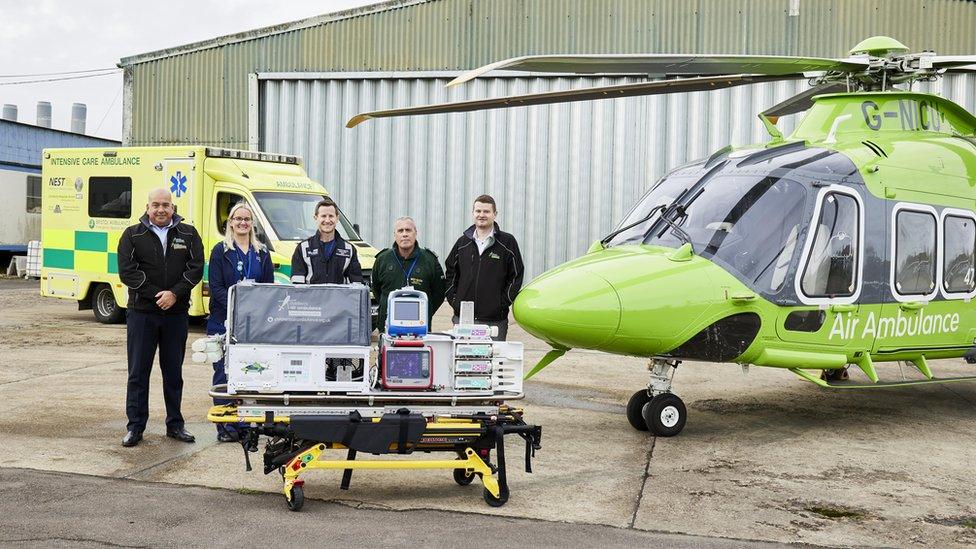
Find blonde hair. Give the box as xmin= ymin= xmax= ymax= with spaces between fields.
xmin=223 ymin=202 xmax=265 ymax=252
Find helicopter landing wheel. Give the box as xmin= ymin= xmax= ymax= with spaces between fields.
xmin=821 ymin=367 xmax=849 ymax=382
xmin=626 ymin=389 xmax=652 ymax=431
xmin=642 ymin=393 xmax=686 ymax=437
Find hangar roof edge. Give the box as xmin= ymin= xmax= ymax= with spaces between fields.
xmin=0 ymin=118 xmax=122 ymax=143
xmin=118 ymin=0 xmax=428 ymax=68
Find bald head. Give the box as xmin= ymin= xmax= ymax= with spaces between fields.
xmin=147 ymin=188 xmax=172 ymax=203
xmin=146 ymin=188 xmax=175 ymax=228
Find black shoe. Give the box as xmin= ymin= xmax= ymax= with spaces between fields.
xmin=217 ymin=432 xmax=239 ymax=443
xmin=122 ymin=431 xmax=142 ymax=447
xmin=166 ymin=427 xmax=196 ymax=443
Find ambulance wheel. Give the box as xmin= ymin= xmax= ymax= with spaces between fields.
xmin=641 ymin=393 xmax=686 ymax=437
xmin=483 ymin=488 xmax=508 ymax=507
xmin=92 ymin=284 xmax=124 ymax=324
xmin=626 ymin=390 xmax=652 ymax=431
xmin=286 ymin=486 xmax=305 ymax=512
xmin=453 ymin=468 xmax=475 ymax=486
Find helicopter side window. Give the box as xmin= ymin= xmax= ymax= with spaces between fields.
xmin=800 ymin=192 xmax=859 ymax=298
xmin=943 ymin=214 xmax=976 ymax=296
xmin=893 ymin=209 xmax=937 ymax=297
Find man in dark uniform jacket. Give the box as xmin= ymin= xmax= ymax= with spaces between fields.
xmin=370 ymin=216 xmax=445 ymax=331
xmin=445 ymin=194 xmax=524 ymax=341
xmin=290 ymin=197 xmax=363 ymax=284
xmin=116 ymin=188 xmax=204 ymax=447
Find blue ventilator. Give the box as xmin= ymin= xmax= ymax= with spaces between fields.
xmin=385 ymin=287 xmax=429 ymax=338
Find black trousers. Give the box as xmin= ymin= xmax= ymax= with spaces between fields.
xmin=125 ymin=310 xmax=188 ymax=433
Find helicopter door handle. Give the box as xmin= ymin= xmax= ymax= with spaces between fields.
xmin=899 ymin=301 xmax=924 ymax=311
xmin=730 ymin=292 xmax=756 ymax=304
xmin=829 ymin=304 xmax=856 ymax=313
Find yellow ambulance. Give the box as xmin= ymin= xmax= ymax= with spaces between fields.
xmin=40 ymin=146 xmax=377 ymax=323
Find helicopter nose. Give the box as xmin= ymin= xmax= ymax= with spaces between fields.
xmin=513 ymin=268 xmax=620 ymax=349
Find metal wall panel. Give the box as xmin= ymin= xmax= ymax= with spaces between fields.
xmin=123 ymin=0 xmax=976 ymax=148
xmin=260 ymin=75 xmax=776 ymax=275
xmin=259 ymin=73 xmax=976 ymax=280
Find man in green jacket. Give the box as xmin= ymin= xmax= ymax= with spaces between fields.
xmin=371 ymin=216 xmax=446 ymax=332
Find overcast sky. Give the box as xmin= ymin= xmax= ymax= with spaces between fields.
xmin=0 ymin=0 xmax=379 ymax=140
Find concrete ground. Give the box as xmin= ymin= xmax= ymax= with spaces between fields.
xmin=0 ymin=468 xmax=790 ymax=549
xmin=1 ymin=278 xmax=976 ymax=547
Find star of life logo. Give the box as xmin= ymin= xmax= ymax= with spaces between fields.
xmin=169 ymin=171 xmax=188 ymax=198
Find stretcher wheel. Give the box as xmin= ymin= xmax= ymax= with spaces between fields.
xmin=286 ymin=486 xmax=305 ymax=512
xmin=626 ymin=390 xmax=652 ymax=431
xmin=483 ymin=488 xmax=508 ymax=507
xmin=641 ymin=393 xmax=686 ymax=437
xmin=453 ymin=468 xmax=475 ymax=486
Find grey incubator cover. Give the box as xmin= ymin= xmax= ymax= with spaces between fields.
xmin=230 ymin=282 xmax=371 ymax=346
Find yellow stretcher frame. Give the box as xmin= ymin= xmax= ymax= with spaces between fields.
xmin=209 ymin=404 xmax=536 ymax=511
xmin=279 ymin=444 xmax=499 ymax=505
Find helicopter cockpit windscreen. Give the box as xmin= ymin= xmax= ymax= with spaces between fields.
xmin=649 ymin=174 xmax=807 ymax=291
xmin=606 ymin=166 xmax=808 ymax=293
xmin=604 ymin=173 xmax=699 ymax=248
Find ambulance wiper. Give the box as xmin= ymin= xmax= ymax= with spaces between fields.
xmin=600 ymin=204 xmax=666 ymax=247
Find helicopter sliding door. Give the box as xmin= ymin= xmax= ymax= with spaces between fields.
xmin=778 ymin=186 xmax=867 ymax=350
xmin=872 ymin=203 xmax=976 ymax=355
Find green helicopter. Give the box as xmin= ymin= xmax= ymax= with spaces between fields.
xmin=349 ymin=37 xmax=976 ymax=437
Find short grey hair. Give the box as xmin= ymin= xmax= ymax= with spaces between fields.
xmin=394 ymin=216 xmax=417 ymax=231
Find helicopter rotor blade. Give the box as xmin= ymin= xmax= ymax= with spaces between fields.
xmin=929 ymin=55 xmax=976 ymax=73
xmin=448 ymin=54 xmax=869 ymax=87
xmin=761 ymin=82 xmax=851 ymax=122
xmin=347 ymin=74 xmax=797 ymax=128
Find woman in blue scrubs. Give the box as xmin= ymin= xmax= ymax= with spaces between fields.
xmin=207 ymin=202 xmax=274 ymax=442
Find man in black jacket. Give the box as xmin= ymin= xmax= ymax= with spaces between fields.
xmin=117 ymin=188 xmax=204 ymax=447
xmin=445 ymin=194 xmax=524 ymax=340
xmin=290 ymin=197 xmax=363 ymax=285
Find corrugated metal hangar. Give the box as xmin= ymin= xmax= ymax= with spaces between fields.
xmin=119 ymin=0 xmax=976 ymax=278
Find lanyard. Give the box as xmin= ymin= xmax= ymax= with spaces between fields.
xmin=235 ymin=245 xmax=254 ymax=281
xmin=398 ymin=253 xmax=419 ymax=286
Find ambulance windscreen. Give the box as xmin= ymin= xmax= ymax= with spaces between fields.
xmin=253 ymin=192 xmax=362 ymax=241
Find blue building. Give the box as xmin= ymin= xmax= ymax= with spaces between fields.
xmin=0 ymin=119 xmax=118 ymax=254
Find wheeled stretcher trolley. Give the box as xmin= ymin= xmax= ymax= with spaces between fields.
xmin=208 ymin=403 xmax=541 ymax=510
xmin=200 ymin=283 xmax=542 ymax=511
